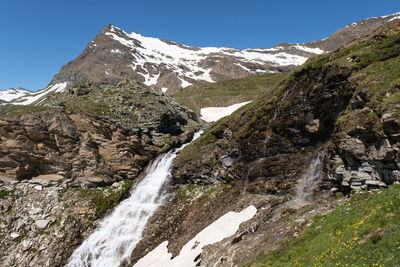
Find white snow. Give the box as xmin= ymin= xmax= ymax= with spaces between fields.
xmin=380 ymin=12 xmax=400 ymax=19
xmin=200 ymin=101 xmax=252 ymax=122
xmin=104 ymin=26 xmax=323 ymax=88
xmin=0 ymin=87 xmax=30 ymax=102
xmin=235 ymin=63 xmax=253 ymax=72
xmin=293 ymin=45 xmax=325 ymax=54
xmin=110 ymin=49 xmax=123 ymax=54
xmin=139 ymin=72 xmax=160 ymax=86
xmin=388 ymin=14 xmax=400 ymax=22
xmin=12 ymin=82 xmax=67 ymax=105
xmin=161 ymin=87 xmax=168 ymax=93
xmin=134 ymin=205 xmax=257 ymax=267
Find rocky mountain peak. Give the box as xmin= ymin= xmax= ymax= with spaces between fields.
xmin=49 ymin=24 xmax=325 ymax=95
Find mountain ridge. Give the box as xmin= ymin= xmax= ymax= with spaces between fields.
xmin=6 ymin=11 xmax=400 ymax=105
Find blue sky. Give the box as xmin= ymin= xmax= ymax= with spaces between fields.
xmin=0 ymin=0 xmax=399 ymax=91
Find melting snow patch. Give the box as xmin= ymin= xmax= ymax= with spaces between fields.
xmin=389 ymin=14 xmax=400 ymax=22
xmin=293 ymin=45 xmax=325 ymax=54
xmin=200 ymin=101 xmax=252 ymax=122
xmin=110 ymin=49 xmax=123 ymax=54
xmin=13 ymin=83 xmax=67 ymax=105
xmin=134 ymin=205 xmax=257 ymax=267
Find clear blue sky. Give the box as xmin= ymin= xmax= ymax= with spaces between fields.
xmin=0 ymin=0 xmax=399 ymax=91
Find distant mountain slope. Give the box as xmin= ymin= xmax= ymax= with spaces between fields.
xmin=9 ymin=11 xmax=400 ymax=106
xmin=173 ymin=72 xmax=289 ymax=114
xmin=49 ymin=26 xmax=322 ymax=95
xmin=48 ymin=12 xmax=400 ymax=94
xmin=0 ymin=87 xmax=31 ymax=103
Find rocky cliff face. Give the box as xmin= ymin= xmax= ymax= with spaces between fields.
xmin=0 ymin=81 xmax=200 ymax=266
xmin=130 ymin=20 xmax=400 ymax=266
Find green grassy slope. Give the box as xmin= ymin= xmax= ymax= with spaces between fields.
xmin=247 ymin=185 xmax=400 ymax=267
xmin=173 ymin=73 xmax=289 ymax=114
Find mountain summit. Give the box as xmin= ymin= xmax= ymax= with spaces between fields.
xmin=47 ymin=12 xmax=400 ymax=94
xmin=49 ymin=25 xmax=323 ymax=94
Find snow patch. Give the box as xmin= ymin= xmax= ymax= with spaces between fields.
xmin=200 ymin=101 xmax=252 ymax=122
xmin=388 ymin=14 xmax=400 ymax=22
xmin=293 ymin=45 xmax=325 ymax=54
xmin=12 ymin=82 xmax=67 ymax=105
xmin=380 ymin=11 xmax=400 ymax=19
xmin=104 ymin=28 xmax=323 ymax=87
xmin=0 ymin=87 xmax=30 ymax=102
xmin=110 ymin=49 xmax=123 ymax=54
xmin=134 ymin=205 xmax=257 ymax=267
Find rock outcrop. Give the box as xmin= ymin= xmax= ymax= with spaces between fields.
xmin=0 ymin=80 xmax=200 ymax=266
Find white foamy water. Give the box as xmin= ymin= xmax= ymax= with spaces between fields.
xmin=290 ymin=151 xmax=325 ymax=207
xmin=67 ymin=130 xmax=203 ymax=267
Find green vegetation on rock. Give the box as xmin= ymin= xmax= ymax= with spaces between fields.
xmin=0 ymin=190 xmax=14 ymax=199
xmin=78 ymin=179 xmax=133 ymax=218
xmin=0 ymin=104 xmax=51 ymax=117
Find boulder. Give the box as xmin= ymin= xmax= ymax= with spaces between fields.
xmin=35 ymin=219 xmax=50 ymax=229
xmin=30 ymin=174 xmax=64 ymax=186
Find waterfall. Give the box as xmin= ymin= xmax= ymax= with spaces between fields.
xmin=67 ymin=130 xmax=203 ymax=267
xmin=289 ymin=151 xmax=325 ymax=207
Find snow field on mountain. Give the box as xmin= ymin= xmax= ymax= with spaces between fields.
xmin=200 ymin=101 xmax=252 ymax=122
xmin=105 ymin=26 xmax=317 ymax=88
xmin=134 ymin=205 xmax=257 ymax=267
xmin=13 ymin=82 xmax=67 ymax=105
xmin=0 ymin=88 xmax=30 ymax=102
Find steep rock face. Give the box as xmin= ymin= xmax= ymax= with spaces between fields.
xmin=0 ymin=81 xmax=200 ymax=266
xmin=0 ymin=81 xmax=199 ymax=184
xmin=325 ymin=23 xmax=400 ymax=193
xmin=131 ymin=21 xmax=400 ymax=266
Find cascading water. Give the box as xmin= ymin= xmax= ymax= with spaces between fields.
xmin=289 ymin=151 xmax=325 ymax=207
xmin=67 ymin=130 xmax=203 ymax=267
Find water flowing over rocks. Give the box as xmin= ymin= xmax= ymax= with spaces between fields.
xmin=0 ymin=81 xmax=200 ymax=266
xmin=1 ymin=14 xmax=400 ymax=267
xmin=131 ymin=22 xmax=400 ymax=266
xmin=66 ymin=130 xmax=203 ymax=267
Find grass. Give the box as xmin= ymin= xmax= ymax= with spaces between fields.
xmin=0 ymin=190 xmax=14 ymax=199
xmin=247 ymin=185 xmax=400 ymax=267
xmin=77 ymin=179 xmax=133 ymax=218
xmin=0 ymin=104 xmax=51 ymax=117
xmin=173 ymin=73 xmax=289 ymax=114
